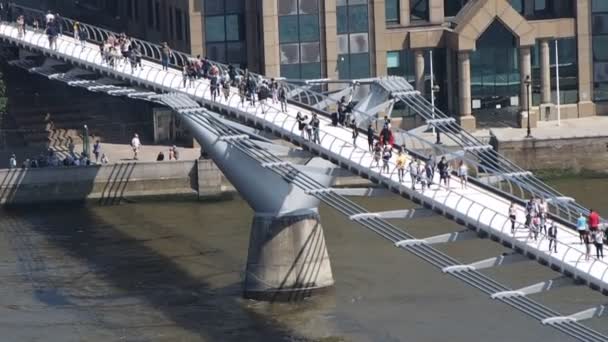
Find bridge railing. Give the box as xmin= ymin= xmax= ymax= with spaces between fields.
xmin=0 ymin=5 xmax=599 ymax=226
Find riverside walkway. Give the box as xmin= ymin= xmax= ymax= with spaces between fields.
xmin=0 ymin=12 xmax=607 ymax=339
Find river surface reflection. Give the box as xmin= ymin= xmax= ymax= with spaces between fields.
xmin=0 ymin=178 xmax=607 ymax=341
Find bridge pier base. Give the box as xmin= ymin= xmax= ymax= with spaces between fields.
xmin=243 ymin=210 xmax=334 ymax=301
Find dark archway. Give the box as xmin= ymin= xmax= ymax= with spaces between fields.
xmin=470 ymin=20 xmax=520 ymax=128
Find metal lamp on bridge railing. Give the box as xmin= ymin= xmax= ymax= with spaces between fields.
xmin=524 ymin=75 xmax=532 ymax=139
xmin=82 ymin=124 xmax=89 ymax=158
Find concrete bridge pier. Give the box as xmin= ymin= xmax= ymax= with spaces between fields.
xmin=176 ymin=108 xmax=334 ymax=301
xmin=244 ymin=210 xmax=333 ymax=301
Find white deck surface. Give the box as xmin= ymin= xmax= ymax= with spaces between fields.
xmin=3 ymin=24 xmax=608 ymax=290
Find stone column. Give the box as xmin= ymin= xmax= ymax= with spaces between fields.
xmin=372 ymin=0 xmax=387 ymax=76
xmin=429 ymin=0 xmax=444 ymax=24
xmin=261 ymin=0 xmax=280 ymax=77
xmin=399 ymin=0 xmax=410 ymax=26
xmin=244 ymin=211 xmax=334 ymax=301
xmin=540 ymin=39 xmax=551 ymax=105
xmin=414 ymin=49 xmax=425 ymax=96
xmin=458 ymin=51 xmax=475 ymax=131
xmin=323 ymin=0 xmax=338 ymax=81
xmin=446 ymin=49 xmax=454 ymax=113
xmin=576 ymin=0 xmax=595 ymax=117
xmin=519 ymin=46 xmax=537 ymax=128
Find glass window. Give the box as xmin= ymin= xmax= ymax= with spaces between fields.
xmin=299 ymin=0 xmax=319 ymax=14
xmin=299 ymin=15 xmax=320 ymax=42
xmin=387 ymin=51 xmax=400 ymax=68
xmin=281 ymin=64 xmax=301 ymax=79
xmin=279 ymin=16 xmax=299 ymax=43
xmin=509 ymin=0 xmax=523 ymax=13
xmin=225 ymin=0 xmax=244 ymax=13
xmin=205 ymin=16 xmax=225 ymax=42
xmin=280 ymin=44 xmax=301 ymax=64
xmin=349 ymin=5 xmax=369 ymax=32
xmin=350 ymin=53 xmax=370 ymax=79
xmin=206 ymin=42 xmax=226 ymax=61
xmin=205 ymin=0 xmax=224 ymax=15
xmin=226 ymin=42 xmax=245 ymax=64
xmin=175 ymin=8 xmax=183 ymax=41
xmin=279 ymin=0 xmax=298 ymax=15
xmin=337 ymin=34 xmax=349 ymax=54
xmin=337 ymin=6 xmax=348 ymax=34
xmin=154 ymin=1 xmax=160 ymax=30
xmin=300 ymin=42 xmax=320 ymax=63
xmin=594 ymin=14 xmax=608 ymax=34
xmin=147 ymin=0 xmax=153 ymax=26
xmin=410 ymin=0 xmax=429 ymax=21
xmin=444 ymin=0 xmax=468 ymax=17
xmin=593 ymin=0 xmax=608 ymax=13
xmin=301 ymin=62 xmax=321 ymax=79
xmin=534 ymin=0 xmax=547 ymax=11
xmin=594 ymin=36 xmax=608 ymax=61
xmin=385 ymin=0 xmax=399 ymax=23
xmin=349 ymin=33 xmax=369 ymax=53
xmin=225 ymin=14 xmax=242 ymax=41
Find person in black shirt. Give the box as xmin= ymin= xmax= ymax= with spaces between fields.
xmin=367 ymin=124 xmax=375 ymax=152
xmin=437 ymin=156 xmax=449 ymax=187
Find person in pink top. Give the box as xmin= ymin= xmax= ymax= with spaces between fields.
xmin=589 ymin=209 xmax=600 ymax=232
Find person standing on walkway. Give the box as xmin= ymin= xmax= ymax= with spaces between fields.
xmin=418 ymin=160 xmax=428 ymax=191
xmin=46 ymin=20 xmax=58 ymax=50
xmin=278 ymin=85 xmax=287 ymax=112
xmin=16 ymin=14 xmax=24 ymax=38
xmin=509 ymin=203 xmax=517 ymax=234
xmin=584 ymin=231 xmax=592 ymax=261
xmin=409 ymin=159 xmax=419 ymax=190
xmin=425 ymin=156 xmax=435 ymax=188
xmin=351 ymin=120 xmax=358 ymax=146
xmin=395 ymin=150 xmax=406 ymax=182
xmin=311 ymin=114 xmax=320 ymax=144
xmin=9 ymin=154 xmax=16 ymax=169
xmin=539 ymin=198 xmax=548 ymax=235
xmin=131 ymin=133 xmax=141 ymax=160
xmin=437 ymin=156 xmax=449 ymax=188
xmin=381 ymin=145 xmax=392 ymax=174
xmin=367 ymin=124 xmax=375 ymax=152
xmin=589 ymin=209 xmax=600 ymax=232
xmin=548 ymin=221 xmax=557 ymax=253
xmin=594 ymin=229 xmax=604 ymax=259
xmin=577 ymin=213 xmax=587 ymax=244
xmin=161 ymin=42 xmax=171 ymax=71
xmin=458 ymin=160 xmax=468 ymax=189
xmin=372 ymin=142 xmax=381 ymax=169
xmin=93 ymin=140 xmax=101 ymax=163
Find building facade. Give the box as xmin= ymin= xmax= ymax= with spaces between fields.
xmin=27 ymin=0 xmax=608 ymax=130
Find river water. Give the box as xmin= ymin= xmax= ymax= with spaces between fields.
xmin=0 ymin=178 xmax=607 ymax=342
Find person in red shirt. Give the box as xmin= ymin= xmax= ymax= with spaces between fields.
xmin=589 ymin=209 xmax=600 ymax=231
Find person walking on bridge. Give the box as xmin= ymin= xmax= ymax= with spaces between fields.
xmin=311 ymin=114 xmax=320 ymax=144
xmin=593 ymin=229 xmax=604 ymax=259
xmin=437 ymin=156 xmax=449 ymax=188
xmin=278 ymin=85 xmax=287 ymax=112
xmin=8 ymin=154 xmax=16 ymax=169
xmin=458 ymin=160 xmax=468 ymax=189
xmin=548 ymin=221 xmax=558 ymax=253
xmin=351 ymin=119 xmax=358 ymax=146
xmin=381 ymin=145 xmax=392 ymax=174
xmin=16 ymin=14 xmax=24 ymax=38
xmin=161 ymin=42 xmax=172 ymax=71
xmin=509 ymin=202 xmax=517 ymax=234
xmin=367 ymin=124 xmax=375 ymax=152
xmin=395 ymin=150 xmax=406 ymax=182
xmin=408 ymin=159 xmax=419 ymax=190
xmin=589 ymin=209 xmax=600 ymax=232
xmin=131 ymin=133 xmax=141 ymax=160
xmin=577 ymin=213 xmax=587 ymax=244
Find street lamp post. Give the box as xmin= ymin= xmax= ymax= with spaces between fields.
xmin=432 ymin=84 xmax=442 ymax=144
xmin=83 ymin=124 xmax=90 ymax=157
xmin=524 ymin=75 xmax=532 ymax=138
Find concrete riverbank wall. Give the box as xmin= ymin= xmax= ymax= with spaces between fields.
xmin=0 ymin=159 xmax=368 ymax=205
xmin=495 ymin=136 xmax=608 ymax=173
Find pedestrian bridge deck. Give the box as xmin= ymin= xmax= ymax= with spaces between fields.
xmin=1 ymin=23 xmax=607 ymax=291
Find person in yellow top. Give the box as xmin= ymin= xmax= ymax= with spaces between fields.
xmin=395 ymin=150 xmax=407 ymax=182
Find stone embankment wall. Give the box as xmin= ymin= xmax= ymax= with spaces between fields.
xmin=495 ymin=137 xmax=608 ymax=173
xmin=0 ymin=159 xmax=368 ymax=205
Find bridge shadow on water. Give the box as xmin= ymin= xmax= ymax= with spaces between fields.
xmin=0 ymin=166 xmax=327 ymax=341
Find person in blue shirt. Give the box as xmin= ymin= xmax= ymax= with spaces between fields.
xmin=577 ymin=213 xmax=588 ymax=245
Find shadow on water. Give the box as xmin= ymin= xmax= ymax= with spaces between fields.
xmin=1 ymin=200 xmax=321 ymax=341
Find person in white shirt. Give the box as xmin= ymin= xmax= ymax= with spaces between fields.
xmin=131 ymin=133 xmax=141 ymax=160
xmin=45 ymin=10 xmax=55 ymax=25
